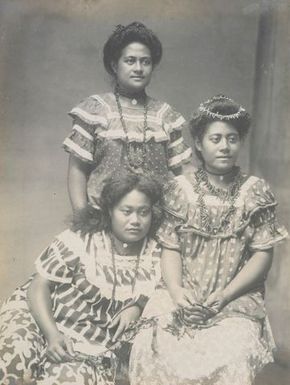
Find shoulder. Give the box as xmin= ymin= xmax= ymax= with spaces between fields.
xmin=68 ymin=93 xmax=113 ymax=125
xmin=238 ymin=174 xmax=277 ymax=215
xmin=162 ymin=176 xmax=192 ymax=220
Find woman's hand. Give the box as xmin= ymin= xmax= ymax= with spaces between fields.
xmin=181 ymin=303 xmax=216 ymax=326
xmin=46 ymin=331 xmax=75 ymax=363
xmin=170 ymin=286 xmax=196 ymax=309
xmin=204 ymin=290 xmax=228 ymax=315
xmin=109 ymin=305 xmax=141 ymax=342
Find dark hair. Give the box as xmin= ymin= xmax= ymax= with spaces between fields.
xmin=103 ymin=22 xmax=162 ymax=76
xmin=72 ymin=172 xmax=163 ymax=237
xmin=190 ymin=95 xmax=251 ymax=161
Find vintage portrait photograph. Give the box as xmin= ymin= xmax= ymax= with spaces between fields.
xmin=0 ymin=0 xmax=289 ymax=384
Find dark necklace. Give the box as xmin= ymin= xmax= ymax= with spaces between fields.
xmin=109 ymin=234 xmax=145 ymax=301
xmin=114 ymin=88 xmax=148 ymax=169
xmin=194 ymin=167 xmax=243 ymax=235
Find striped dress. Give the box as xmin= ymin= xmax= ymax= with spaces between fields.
xmin=63 ymin=93 xmax=192 ymax=207
xmin=0 ymin=230 xmax=161 ymax=385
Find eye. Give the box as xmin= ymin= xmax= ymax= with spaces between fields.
xmin=125 ymin=57 xmax=135 ymax=65
xmin=228 ymin=135 xmax=239 ymax=143
xmin=142 ymin=58 xmax=152 ymax=66
xmin=210 ymin=136 xmax=220 ymax=144
xmin=121 ymin=209 xmax=131 ymax=216
xmin=139 ymin=208 xmax=151 ymax=217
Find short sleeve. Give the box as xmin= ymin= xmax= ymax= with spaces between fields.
xmin=63 ymin=95 xmax=108 ymax=163
xmin=246 ymin=179 xmax=288 ymax=251
xmin=35 ymin=230 xmax=84 ymax=283
xmin=156 ymin=179 xmax=188 ymax=251
xmin=163 ymin=105 xmax=192 ymax=169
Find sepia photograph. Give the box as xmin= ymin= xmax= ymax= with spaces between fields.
xmin=0 ymin=0 xmax=289 ymax=384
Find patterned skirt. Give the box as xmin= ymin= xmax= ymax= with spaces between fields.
xmin=0 ymin=300 xmax=121 ymax=385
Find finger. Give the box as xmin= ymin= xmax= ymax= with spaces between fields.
xmin=55 ymin=345 xmax=72 ymax=362
xmin=194 ymin=304 xmax=217 ymax=317
xmin=108 ymin=315 xmax=120 ymax=329
xmin=184 ymin=292 xmax=196 ymax=305
xmin=183 ymin=317 xmax=204 ymax=326
xmin=47 ymin=350 xmax=62 ymax=363
xmin=177 ymin=298 xmax=191 ymax=308
xmin=183 ymin=309 xmax=206 ymax=320
xmin=112 ymin=322 xmax=125 ymax=342
xmin=64 ymin=339 xmax=75 ymax=358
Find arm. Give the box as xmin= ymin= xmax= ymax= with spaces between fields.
xmin=161 ymin=247 xmax=212 ymax=322
xmin=205 ymin=249 xmax=273 ymax=310
xmin=67 ymin=154 xmax=91 ymax=212
xmin=161 ymin=248 xmax=197 ymax=308
xmin=27 ymin=274 xmax=74 ymax=362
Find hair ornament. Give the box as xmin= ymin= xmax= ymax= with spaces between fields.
xmin=198 ymin=94 xmax=246 ymax=121
xmin=114 ymin=24 xmax=125 ymax=33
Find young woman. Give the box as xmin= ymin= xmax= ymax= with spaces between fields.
xmin=0 ymin=172 xmax=163 ymax=385
xmin=129 ymin=95 xmax=288 ymax=385
xmin=63 ymin=21 xmax=191 ymax=214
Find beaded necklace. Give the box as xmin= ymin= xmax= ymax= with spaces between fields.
xmin=194 ymin=167 xmax=243 ymax=235
xmin=109 ymin=233 xmax=146 ymax=301
xmin=114 ymin=88 xmax=148 ymax=169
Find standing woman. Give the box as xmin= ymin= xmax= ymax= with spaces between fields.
xmin=129 ymin=95 xmax=288 ymax=385
xmin=63 ymin=21 xmax=192 ymax=214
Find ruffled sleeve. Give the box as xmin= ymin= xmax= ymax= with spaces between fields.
xmin=35 ymin=230 xmax=85 ymax=283
xmin=63 ymin=95 xmax=108 ymax=163
xmin=245 ymin=178 xmax=288 ymax=251
xmin=163 ymin=104 xmax=192 ymax=169
xmin=156 ymin=178 xmax=189 ymax=251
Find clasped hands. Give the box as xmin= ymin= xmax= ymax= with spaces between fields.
xmin=171 ymin=286 xmax=228 ymax=326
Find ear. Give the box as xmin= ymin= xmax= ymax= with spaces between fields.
xmin=194 ymin=137 xmax=202 ymax=152
xmin=111 ymin=61 xmax=117 ymax=74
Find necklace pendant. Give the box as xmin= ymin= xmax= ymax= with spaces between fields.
xmin=127 ymin=143 xmax=146 ymax=168
xmin=131 ymin=98 xmax=138 ymax=106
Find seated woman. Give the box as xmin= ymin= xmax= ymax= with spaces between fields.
xmin=129 ymin=95 xmax=288 ymax=385
xmin=0 ymin=172 xmax=163 ymax=385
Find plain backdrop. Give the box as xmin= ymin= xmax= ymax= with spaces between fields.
xmin=0 ymin=0 xmax=289 ymax=367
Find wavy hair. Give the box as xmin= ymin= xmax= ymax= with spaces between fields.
xmin=190 ymin=95 xmax=251 ymax=161
xmin=72 ymin=172 xmax=164 ymax=237
xmin=103 ymin=22 xmax=162 ymax=76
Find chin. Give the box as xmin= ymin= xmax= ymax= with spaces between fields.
xmin=122 ymin=233 xmax=145 ymax=244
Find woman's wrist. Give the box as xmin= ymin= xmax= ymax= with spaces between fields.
xmin=167 ymin=284 xmax=183 ymax=301
xmin=221 ymin=287 xmax=233 ymax=305
xmin=44 ymin=326 xmax=61 ymax=342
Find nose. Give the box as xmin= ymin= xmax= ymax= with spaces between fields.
xmin=129 ymin=212 xmax=140 ymax=225
xmin=133 ymin=61 xmax=142 ymax=73
xmin=220 ymin=138 xmax=230 ymax=152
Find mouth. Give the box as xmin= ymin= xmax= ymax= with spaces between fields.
xmin=216 ymin=156 xmax=232 ymax=159
xmin=130 ymin=76 xmax=144 ymax=80
xmin=126 ymin=228 xmax=141 ymax=233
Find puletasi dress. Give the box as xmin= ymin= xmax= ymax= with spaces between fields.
xmin=0 ymin=230 xmax=161 ymax=385
xmin=63 ymin=93 xmax=192 ymax=207
xmin=129 ymin=173 xmax=288 ymax=385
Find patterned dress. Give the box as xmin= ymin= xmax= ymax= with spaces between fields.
xmin=129 ymin=173 xmax=288 ymax=385
xmin=63 ymin=93 xmax=192 ymax=207
xmin=0 ymin=230 xmax=161 ymax=385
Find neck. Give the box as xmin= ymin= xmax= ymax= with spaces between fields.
xmin=110 ymin=233 xmax=145 ymax=256
xmin=203 ymin=165 xmax=239 ymax=185
xmin=115 ymin=85 xmax=147 ymax=103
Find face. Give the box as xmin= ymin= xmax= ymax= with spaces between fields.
xmin=110 ymin=189 xmax=152 ymax=243
xmin=195 ymin=121 xmax=242 ymax=174
xmin=112 ymin=42 xmax=153 ymax=93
